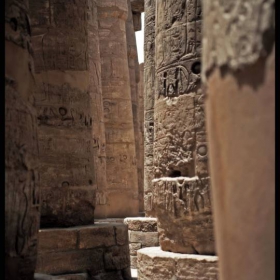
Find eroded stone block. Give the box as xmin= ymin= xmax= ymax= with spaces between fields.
xmin=124 ymin=217 xmax=157 ymax=232
xmin=137 ymin=247 xmax=218 ymax=280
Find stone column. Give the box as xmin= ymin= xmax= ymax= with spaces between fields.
xmin=30 ymin=0 xmax=97 ymax=227
xmin=203 ymin=0 xmax=275 ymax=280
xmin=88 ymin=0 xmax=107 ymax=219
xmin=5 ymin=0 xmax=40 ymax=278
xmin=98 ymin=0 xmax=139 ymax=217
xmin=151 ymin=0 xmax=215 ymax=254
xmin=138 ymin=63 xmax=145 ymax=213
xmin=126 ymin=0 xmax=144 ymax=214
xmin=143 ymin=0 xmax=156 ymax=217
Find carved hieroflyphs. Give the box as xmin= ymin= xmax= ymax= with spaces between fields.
xmin=5 ymin=1 xmax=40 ymax=279
xmin=144 ymin=0 xmax=156 ymax=217
xmin=30 ymin=0 xmax=97 ymax=227
xmin=151 ymin=0 xmax=215 ymax=254
xmin=98 ymin=0 xmax=139 ymax=217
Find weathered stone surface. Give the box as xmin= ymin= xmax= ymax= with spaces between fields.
xmin=36 ymin=249 xmax=104 ymax=275
xmin=78 ymin=225 xmax=115 ymax=249
xmin=104 ymin=245 xmax=131 ymax=270
xmin=129 ymin=231 xmax=159 ymax=247
xmin=92 ymin=269 xmax=131 ymax=280
xmin=129 ymin=243 xmax=142 ymax=256
xmin=34 ymin=274 xmax=54 ymax=280
xmin=98 ymin=0 xmax=139 ymax=218
xmin=5 ymin=1 xmax=40 ymax=279
xmin=126 ymin=0 xmax=144 ymax=213
xmin=131 ymin=0 xmax=144 ymax=13
xmin=152 ymin=177 xmax=214 ymax=254
xmin=149 ymin=0 xmax=215 ymax=254
xmin=38 ymin=229 xmax=77 ymax=253
xmin=36 ymin=224 xmax=130 ymax=278
xmin=124 ymin=217 xmax=157 ymax=232
xmin=130 ymin=256 xmax=138 ymax=269
xmin=53 ymin=273 xmax=88 ymax=280
xmin=203 ymin=0 xmax=275 ymax=75
xmin=203 ymin=0 xmax=275 ymax=278
xmin=115 ymin=224 xmax=129 ymax=246
xmin=137 ymin=63 xmax=145 ymax=212
xmin=30 ymin=0 xmax=99 ymax=227
xmin=143 ymin=0 xmax=156 ymax=217
xmin=137 ymin=247 xmax=218 ymax=280
xmin=133 ymin=12 xmax=142 ymax=32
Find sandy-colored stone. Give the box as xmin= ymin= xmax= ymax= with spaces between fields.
xmin=115 ymin=224 xmax=129 ymax=246
xmin=104 ymin=245 xmax=131 ymax=270
xmin=129 ymin=243 xmax=142 ymax=256
xmin=126 ymin=0 xmax=144 ymax=213
xmin=98 ymin=0 xmax=139 ymax=218
xmin=78 ymin=225 xmax=115 ymax=249
xmin=53 ymin=273 xmax=88 ymax=280
xmin=36 ymin=249 xmax=104 ymax=275
xmin=30 ymin=0 xmax=99 ymax=227
xmin=130 ymin=255 xmax=138 ymax=269
xmin=38 ymin=229 xmax=77 ymax=253
xmin=143 ymin=0 xmax=156 ymax=217
xmin=203 ymin=0 xmax=275 ymax=277
xmin=149 ymin=0 xmax=215 ymax=254
xmin=129 ymin=231 xmax=159 ymax=247
xmin=124 ymin=217 xmax=157 ymax=232
xmin=5 ymin=1 xmax=40 ymax=279
xmin=137 ymin=247 xmax=218 ymax=280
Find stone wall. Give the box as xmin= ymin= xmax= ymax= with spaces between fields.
xmin=36 ymin=223 xmax=131 ymax=279
xmin=124 ymin=218 xmax=159 ymax=268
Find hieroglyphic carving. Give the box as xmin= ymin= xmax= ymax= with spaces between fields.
xmin=203 ymin=0 xmax=275 ymax=77
xmin=144 ymin=0 xmax=156 ymax=216
xmin=151 ymin=177 xmax=214 ymax=254
xmin=5 ymin=1 xmax=40 ymax=278
xmin=30 ymin=0 xmax=98 ymax=226
xmin=98 ymin=0 xmax=139 ymax=217
xmin=151 ymin=0 xmax=214 ymax=254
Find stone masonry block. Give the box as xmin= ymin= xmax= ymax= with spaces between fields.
xmin=137 ymin=247 xmax=218 ymax=280
xmin=114 ymin=224 xmax=129 ymax=246
xmin=78 ymin=224 xmax=115 ymax=249
xmin=129 ymin=243 xmax=142 ymax=256
xmin=38 ymin=229 xmax=77 ymax=253
xmin=129 ymin=231 xmax=159 ymax=247
xmin=124 ymin=217 xmax=157 ymax=232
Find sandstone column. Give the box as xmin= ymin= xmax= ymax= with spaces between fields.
xmin=203 ymin=0 xmax=275 ymax=279
xmin=126 ymin=0 xmax=144 ymax=214
xmin=98 ymin=0 xmax=139 ymax=217
xmin=151 ymin=0 xmax=215 ymax=254
xmin=88 ymin=0 xmax=107 ymax=219
xmin=138 ymin=63 xmax=145 ymax=213
xmin=5 ymin=0 xmax=40 ymax=278
xmin=143 ymin=0 xmax=156 ymax=217
xmin=30 ymin=0 xmax=98 ymax=227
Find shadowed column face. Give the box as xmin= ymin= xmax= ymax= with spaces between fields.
xmin=30 ymin=0 xmax=97 ymax=227
xmin=143 ymin=0 xmax=156 ymax=217
xmin=150 ymin=0 xmax=215 ymax=254
xmin=97 ymin=0 xmax=139 ymax=217
xmin=126 ymin=0 xmax=144 ymax=213
xmin=5 ymin=0 xmax=40 ymax=279
xmin=203 ymin=0 xmax=275 ymax=279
